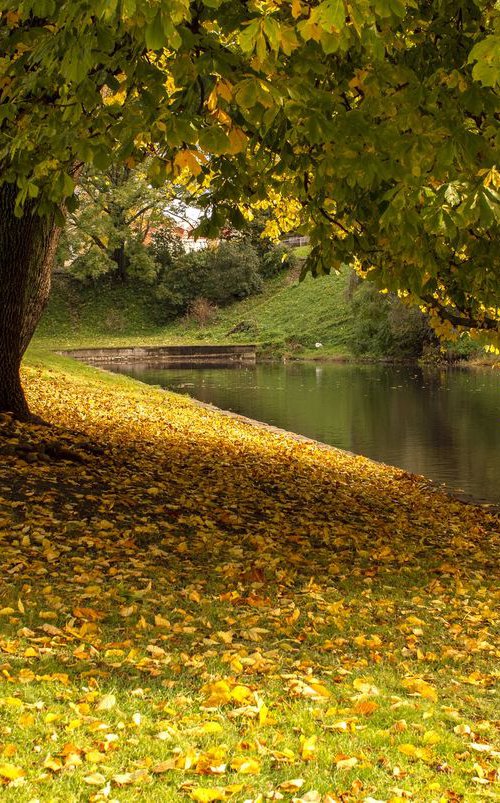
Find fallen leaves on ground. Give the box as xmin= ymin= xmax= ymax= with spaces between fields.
xmin=0 ymin=361 xmax=498 ymax=802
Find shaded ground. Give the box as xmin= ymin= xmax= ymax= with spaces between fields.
xmin=0 ymin=358 xmax=498 ymax=802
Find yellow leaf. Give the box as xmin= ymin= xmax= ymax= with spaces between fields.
xmin=398 ymin=744 xmax=416 ymax=756
xmin=0 ymin=763 xmax=25 ymax=780
xmin=83 ymin=772 xmax=106 ymax=785
xmin=352 ymin=678 xmax=379 ymax=695
xmin=96 ymin=693 xmax=116 ymax=711
xmin=112 ymin=770 xmax=149 ymax=784
xmin=353 ymin=700 xmax=378 ymax=716
xmin=423 ymin=730 xmax=441 ymax=745
xmin=308 ymin=683 xmax=330 ymax=698
xmin=228 ymin=128 xmax=248 ymax=154
xmin=301 ymin=735 xmax=317 ymax=761
xmin=230 ymin=756 xmax=260 ymax=774
xmin=174 ymin=150 xmax=203 ymax=176
xmin=151 ymin=759 xmax=177 ymax=773
xmin=230 ymin=685 xmax=252 ymax=703
xmin=335 ymin=756 xmax=358 ymax=770
xmin=85 ymin=750 xmax=107 ymax=764
xmin=43 ymin=756 xmax=63 ymax=772
xmin=401 ymin=677 xmax=438 ymax=702
xmin=190 ymin=789 xmax=226 ymax=802
xmin=3 ymin=697 xmax=23 ymax=708
xmin=202 ymin=680 xmax=232 ymax=707
xmin=279 ymin=778 xmax=305 ymax=791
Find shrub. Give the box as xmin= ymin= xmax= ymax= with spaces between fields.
xmin=155 ymin=240 xmax=263 ymax=320
xmin=259 ymin=245 xmax=296 ymax=279
xmin=187 ymin=297 xmax=219 ymax=326
xmin=348 ymin=282 xmax=434 ymax=359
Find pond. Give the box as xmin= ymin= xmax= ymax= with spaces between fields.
xmin=102 ymin=361 xmax=500 ymax=504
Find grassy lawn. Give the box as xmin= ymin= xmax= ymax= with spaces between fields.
xmin=0 ymin=353 xmax=498 ymax=801
xmin=35 ymin=269 xmax=354 ymax=359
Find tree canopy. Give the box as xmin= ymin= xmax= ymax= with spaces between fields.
xmin=1 ymin=0 xmax=499 ymax=343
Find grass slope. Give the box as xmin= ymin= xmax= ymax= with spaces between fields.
xmin=35 ymin=268 xmax=354 ymax=358
xmin=0 ymin=354 xmax=498 ymax=801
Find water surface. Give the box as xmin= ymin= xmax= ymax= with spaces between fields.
xmin=103 ymin=361 xmax=500 ymax=504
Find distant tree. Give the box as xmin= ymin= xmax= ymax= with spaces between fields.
xmin=58 ymin=165 xmax=180 ymax=284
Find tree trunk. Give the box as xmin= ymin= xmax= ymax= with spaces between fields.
xmin=0 ymin=183 xmax=61 ymax=420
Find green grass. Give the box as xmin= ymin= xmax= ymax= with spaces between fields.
xmin=35 ymin=269 xmax=354 ymax=358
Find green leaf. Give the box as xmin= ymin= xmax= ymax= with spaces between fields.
xmin=145 ymin=12 xmax=166 ymax=50
xmin=319 ymin=0 xmax=345 ymax=32
xmin=198 ymin=127 xmax=231 ymax=154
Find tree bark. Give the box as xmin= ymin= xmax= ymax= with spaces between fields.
xmin=0 ymin=182 xmax=61 ymax=420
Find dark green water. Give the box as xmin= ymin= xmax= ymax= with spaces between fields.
xmin=104 ymin=361 xmax=500 ymax=504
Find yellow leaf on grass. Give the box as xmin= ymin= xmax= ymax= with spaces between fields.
xmin=353 ymin=678 xmax=379 ymax=695
xmin=308 ymin=683 xmax=330 ymax=698
xmin=335 ymin=756 xmax=358 ymax=770
xmin=230 ymin=756 xmax=260 ymax=774
xmin=397 ymin=744 xmax=433 ymax=762
xmin=231 ymin=685 xmax=252 ymax=703
xmin=43 ymin=756 xmax=63 ymax=772
xmin=0 ymin=763 xmax=25 ymax=780
xmin=83 ymin=772 xmax=106 ymax=785
xmin=398 ymin=743 xmax=416 ymax=756
xmin=112 ymin=770 xmax=149 ymax=784
xmin=96 ymin=693 xmax=116 ymax=711
xmin=85 ymin=750 xmax=107 ymax=764
xmin=354 ymin=700 xmax=379 ymax=716
xmin=190 ymin=789 xmax=226 ymax=802
xmin=202 ymin=680 xmax=232 ymax=707
xmin=301 ymin=735 xmax=317 ymax=761
xmin=401 ymin=677 xmax=438 ymax=701
xmin=279 ymin=778 xmax=305 ymax=791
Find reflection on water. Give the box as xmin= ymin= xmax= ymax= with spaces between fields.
xmin=103 ymin=361 xmax=500 ymax=504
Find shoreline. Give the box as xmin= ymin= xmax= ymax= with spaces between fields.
xmin=69 ymin=353 xmax=500 ymax=513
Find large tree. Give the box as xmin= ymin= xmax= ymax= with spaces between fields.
xmin=0 ymin=0 xmax=499 ymax=418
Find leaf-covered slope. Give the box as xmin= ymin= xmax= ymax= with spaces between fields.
xmin=0 ymin=357 xmax=498 ymax=800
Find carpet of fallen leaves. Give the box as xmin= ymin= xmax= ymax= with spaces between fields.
xmin=0 ymin=361 xmax=498 ymax=803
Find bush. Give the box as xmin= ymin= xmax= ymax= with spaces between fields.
xmin=348 ymin=282 xmax=434 ymax=359
xmin=187 ymin=297 xmax=219 ymax=326
xmin=155 ymin=240 xmax=263 ymax=320
xmin=259 ymin=245 xmax=296 ymax=279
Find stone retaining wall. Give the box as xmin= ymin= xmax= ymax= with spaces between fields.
xmin=62 ymin=344 xmax=256 ymax=364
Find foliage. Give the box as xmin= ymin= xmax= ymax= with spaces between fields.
xmin=57 ymin=164 xmax=178 ymax=284
xmin=259 ymin=244 xmax=296 ymax=280
xmin=0 ymin=355 xmax=497 ymax=799
xmin=155 ymin=241 xmax=263 ymax=319
xmin=349 ymin=284 xmax=434 ymax=359
xmin=1 ymin=0 xmax=498 ymax=342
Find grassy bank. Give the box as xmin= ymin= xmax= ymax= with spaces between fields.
xmin=0 ymin=354 xmax=498 ymax=801
xmin=35 ymin=269 xmax=354 ymax=359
